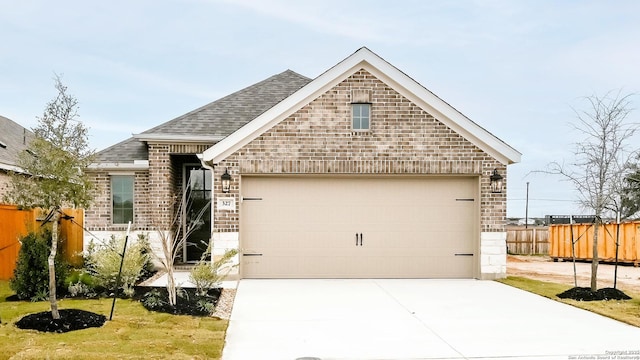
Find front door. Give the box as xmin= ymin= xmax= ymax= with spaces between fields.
xmin=183 ymin=165 xmax=212 ymax=262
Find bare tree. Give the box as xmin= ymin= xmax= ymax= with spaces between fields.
xmin=546 ymin=90 xmax=637 ymax=292
xmin=154 ymin=184 xmax=210 ymax=306
xmin=3 ymin=76 xmax=94 ymax=319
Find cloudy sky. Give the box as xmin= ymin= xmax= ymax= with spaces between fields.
xmin=1 ymin=0 xmax=639 ymax=218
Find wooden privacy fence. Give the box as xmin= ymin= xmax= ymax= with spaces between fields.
xmin=506 ymin=226 xmax=550 ymax=255
xmin=0 ymin=204 xmax=84 ymax=280
xmin=549 ymin=221 xmax=640 ymax=264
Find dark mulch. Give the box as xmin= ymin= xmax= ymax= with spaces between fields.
xmin=10 ymin=286 xmax=221 ymax=333
xmin=557 ymin=287 xmax=632 ymax=301
xmin=134 ymin=286 xmax=222 ymax=316
xmin=15 ymin=309 xmax=106 ymax=333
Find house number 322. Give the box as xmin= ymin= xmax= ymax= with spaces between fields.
xmin=217 ymin=197 xmax=235 ymax=211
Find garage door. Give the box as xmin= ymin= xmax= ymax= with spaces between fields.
xmin=240 ymin=176 xmax=478 ymax=278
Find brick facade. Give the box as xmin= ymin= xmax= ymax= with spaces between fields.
xmin=83 ymin=66 xmax=510 ymax=278
xmin=85 ymin=143 xmax=212 ymax=234
xmin=213 ymin=69 xmax=506 ymax=234
xmin=85 ymin=170 xmax=153 ymax=232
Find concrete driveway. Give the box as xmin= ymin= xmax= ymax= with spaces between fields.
xmin=222 ymin=279 xmax=640 ymax=360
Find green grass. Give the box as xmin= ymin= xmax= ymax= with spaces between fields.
xmin=499 ymin=276 xmax=640 ymax=328
xmin=0 ymin=281 xmax=228 ymax=359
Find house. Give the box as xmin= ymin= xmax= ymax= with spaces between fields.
xmin=0 ymin=115 xmax=35 ymax=198
xmin=86 ymin=47 xmax=521 ymax=280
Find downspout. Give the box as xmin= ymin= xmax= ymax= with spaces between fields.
xmin=197 ymin=153 xmax=216 ymax=263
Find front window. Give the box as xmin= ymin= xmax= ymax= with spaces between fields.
xmin=112 ymin=175 xmax=134 ymax=224
xmin=352 ymin=103 xmax=370 ymax=131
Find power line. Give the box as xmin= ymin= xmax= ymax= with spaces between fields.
xmin=508 ymin=198 xmax=575 ymax=202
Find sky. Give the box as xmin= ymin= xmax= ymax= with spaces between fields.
xmin=1 ymin=0 xmax=639 ymax=219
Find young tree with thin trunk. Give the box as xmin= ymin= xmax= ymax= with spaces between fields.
xmin=546 ymin=90 xmax=637 ymax=292
xmin=3 ymin=76 xmax=94 ymax=319
xmin=155 ymin=183 xmax=210 ymax=307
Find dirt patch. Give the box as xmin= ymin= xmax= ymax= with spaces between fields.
xmin=508 ymin=255 xmax=640 ymax=293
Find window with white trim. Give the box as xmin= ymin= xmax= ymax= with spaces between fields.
xmin=352 ymin=103 xmax=371 ymax=131
xmin=112 ymin=175 xmax=134 ymax=224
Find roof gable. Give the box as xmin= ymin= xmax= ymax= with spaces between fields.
xmin=202 ymin=47 xmax=521 ymax=165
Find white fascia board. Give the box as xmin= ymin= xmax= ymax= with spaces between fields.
xmin=133 ymin=133 xmax=224 ymax=143
xmin=360 ymin=59 xmax=522 ymax=165
xmin=88 ymin=161 xmax=149 ymax=171
xmin=0 ymin=162 xmax=25 ymax=173
xmin=203 ymin=47 xmax=522 ymax=165
xmin=203 ymin=50 xmax=373 ymax=164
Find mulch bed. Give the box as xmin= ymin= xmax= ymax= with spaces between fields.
xmin=557 ymin=287 xmax=632 ymax=301
xmin=15 ymin=309 xmax=106 ymax=333
xmin=11 ymin=286 xmax=222 ymax=333
xmin=134 ymin=286 xmax=222 ymax=316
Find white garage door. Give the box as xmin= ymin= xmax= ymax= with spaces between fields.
xmin=240 ymin=176 xmax=478 ymax=278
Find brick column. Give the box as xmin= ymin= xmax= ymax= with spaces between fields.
xmin=148 ymin=143 xmax=174 ymax=229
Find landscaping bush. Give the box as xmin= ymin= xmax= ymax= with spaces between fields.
xmin=85 ymin=234 xmax=153 ymax=297
xmin=10 ymin=230 xmax=69 ymax=301
xmin=64 ymin=269 xmax=98 ymax=298
xmin=189 ymin=248 xmax=238 ymax=296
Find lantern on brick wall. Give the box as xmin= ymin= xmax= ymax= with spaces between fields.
xmin=490 ymin=169 xmax=503 ymax=194
xmin=221 ymin=168 xmax=231 ymax=193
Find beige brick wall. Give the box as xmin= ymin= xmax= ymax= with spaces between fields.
xmin=84 ymin=170 xmax=153 ymax=232
xmin=85 ymin=143 xmax=212 ymax=234
xmin=214 ymin=69 xmax=506 ymax=233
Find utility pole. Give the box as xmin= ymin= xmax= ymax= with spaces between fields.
xmin=525 ymin=182 xmax=530 ymax=229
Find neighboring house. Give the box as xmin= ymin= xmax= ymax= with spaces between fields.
xmin=0 ymin=115 xmax=34 ymax=198
xmin=86 ymin=47 xmax=521 ymax=280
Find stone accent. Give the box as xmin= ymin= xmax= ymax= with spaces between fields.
xmin=480 ymin=231 xmax=507 ymax=279
xmin=211 ymin=231 xmax=240 ymax=277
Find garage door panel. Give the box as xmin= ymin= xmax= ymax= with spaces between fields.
xmin=241 ymin=176 xmax=478 ymax=278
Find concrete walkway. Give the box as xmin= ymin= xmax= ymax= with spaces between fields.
xmin=223 ymin=279 xmax=640 ymax=360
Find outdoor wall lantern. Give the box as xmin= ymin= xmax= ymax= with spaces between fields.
xmin=221 ymin=168 xmax=231 ymax=193
xmin=490 ymin=168 xmax=504 ymax=194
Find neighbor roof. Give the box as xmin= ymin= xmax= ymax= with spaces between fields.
xmin=0 ymin=115 xmax=34 ymax=172
xmin=203 ymin=47 xmax=522 ymax=166
xmin=95 ymin=70 xmax=311 ymax=164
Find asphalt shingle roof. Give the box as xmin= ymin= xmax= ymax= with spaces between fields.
xmin=96 ymin=70 xmax=311 ymax=163
xmin=95 ymin=137 xmax=149 ymax=163
xmin=0 ymin=115 xmax=34 ymax=170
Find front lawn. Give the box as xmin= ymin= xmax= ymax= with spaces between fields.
xmin=499 ymin=276 xmax=640 ymax=328
xmin=0 ymin=280 xmax=228 ymax=359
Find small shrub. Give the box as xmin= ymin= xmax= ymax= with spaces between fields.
xmin=177 ymin=287 xmax=189 ymax=301
xmin=68 ymin=282 xmax=97 ymax=298
xmin=85 ymin=234 xmax=153 ymax=297
xmin=64 ymin=269 xmax=98 ymax=297
xmin=189 ymin=248 xmax=238 ymax=296
xmin=31 ymin=288 xmax=49 ymax=302
xmin=136 ymin=234 xmax=156 ymax=281
xmin=142 ymin=289 xmax=167 ymax=310
xmin=196 ymin=299 xmax=215 ymax=314
xmin=64 ymin=269 xmax=96 ymax=288
xmin=10 ymin=230 xmax=69 ymax=301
